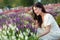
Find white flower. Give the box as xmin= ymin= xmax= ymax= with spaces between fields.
xmin=25 ymin=36 xmax=28 ymax=40
xmin=19 ymin=32 xmax=24 ymax=39
xmin=9 ymin=24 xmax=13 ymax=28
xmin=0 ymin=36 xmax=1 ymax=39
xmin=31 ymin=32 xmax=34 ymax=35
xmin=11 ymin=25 xmax=16 ymax=31
xmin=23 ymin=32 xmax=26 ymax=36
xmin=0 ymin=29 xmax=2 ymax=32
xmin=16 ymin=28 xmax=19 ymax=31
xmin=16 ymin=34 xmax=19 ymax=37
xmin=26 ymin=29 xmax=30 ymax=33
xmin=3 ymin=31 xmax=6 ymax=35
xmin=2 ymin=35 xmax=5 ymax=38
xmin=33 ymin=33 xmax=36 ymax=37
xmin=7 ymin=30 xmax=10 ymax=34
xmin=18 ymin=38 xmax=20 ymax=40
xmin=12 ymin=36 xmax=16 ymax=40
xmin=3 ymin=36 xmax=7 ymax=40
xmin=3 ymin=25 xmax=7 ymax=30
xmin=12 ymin=31 xmax=15 ymax=36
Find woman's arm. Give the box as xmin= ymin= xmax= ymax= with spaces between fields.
xmin=34 ymin=20 xmax=39 ymax=29
xmin=38 ymin=25 xmax=51 ymax=37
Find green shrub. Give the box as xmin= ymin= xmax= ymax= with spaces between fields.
xmin=56 ymin=14 xmax=60 ymax=25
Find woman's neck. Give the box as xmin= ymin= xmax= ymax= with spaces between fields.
xmin=39 ymin=12 xmax=45 ymax=17
xmin=39 ymin=12 xmax=46 ymax=21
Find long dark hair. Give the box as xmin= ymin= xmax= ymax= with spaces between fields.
xmin=32 ymin=2 xmax=47 ymax=27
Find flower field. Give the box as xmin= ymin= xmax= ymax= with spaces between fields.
xmin=0 ymin=12 xmax=39 ymax=40
xmin=0 ymin=3 xmax=60 ymax=40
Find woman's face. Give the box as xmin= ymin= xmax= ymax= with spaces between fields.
xmin=33 ymin=7 xmax=42 ymax=16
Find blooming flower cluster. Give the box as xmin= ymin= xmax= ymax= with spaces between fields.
xmin=0 ymin=13 xmax=39 ymax=40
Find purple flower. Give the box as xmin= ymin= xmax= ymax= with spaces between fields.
xmin=16 ymin=17 xmax=20 ymax=22
xmin=26 ymin=23 xmax=36 ymax=33
xmin=12 ymin=19 xmax=16 ymax=23
xmin=9 ymin=14 xmax=18 ymax=18
xmin=26 ymin=23 xmax=32 ymax=29
xmin=17 ymin=25 xmax=21 ymax=30
xmin=17 ymin=24 xmax=25 ymax=31
xmin=7 ymin=20 xmax=11 ymax=24
xmin=2 ymin=18 xmax=6 ymax=23
xmin=0 ymin=25 xmax=3 ymax=29
xmin=16 ymin=17 xmax=24 ymax=25
xmin=23 ymin=17 xmax=33 ymax=23
xmin=30 ymin=27 xmax=37 ymax=33
xmin=0 ymin=19 xmax=5 ymax=24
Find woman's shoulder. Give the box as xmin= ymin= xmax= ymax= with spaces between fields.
xmin=45 ymin=13 xmax=52 ymax=16
xmin=45 ymin=13 xmax=53 ymax=17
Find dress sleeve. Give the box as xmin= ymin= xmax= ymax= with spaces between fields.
xmin=43 ymin=14 xmax=53 ymax=27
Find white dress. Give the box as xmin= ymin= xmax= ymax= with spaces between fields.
xmin=37 ymin=14 xmax=60 ymax=40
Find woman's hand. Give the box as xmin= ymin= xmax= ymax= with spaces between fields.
xmin=34 ymin=20 xmax=39 ymax=29
xmin=38 ymin=25 xmax=51 ymax=37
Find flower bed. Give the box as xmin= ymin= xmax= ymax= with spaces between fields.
xmin=0 ymin=13 xmax=39 ymax=40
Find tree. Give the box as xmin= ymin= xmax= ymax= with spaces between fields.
xmin=3 ymin=0 xmax=12 ymax=8
xmin=41 ymin=0 xmax=60 ymax=4
xmin=19 ymin=0 xmax=34 ymax=7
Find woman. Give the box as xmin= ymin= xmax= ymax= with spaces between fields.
xmin=32 ymin=2 xmax=60 ymax=40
